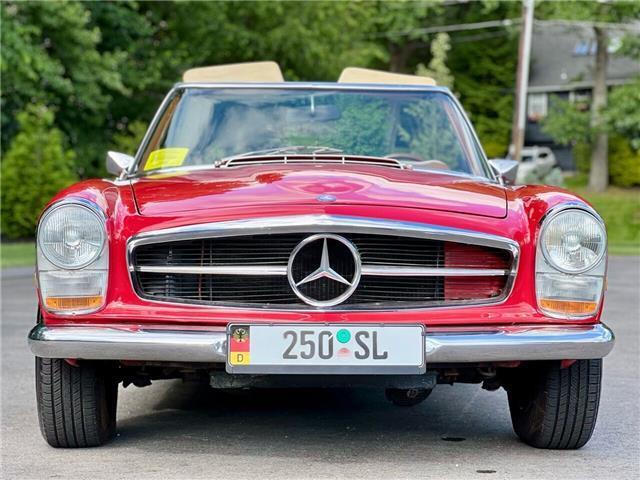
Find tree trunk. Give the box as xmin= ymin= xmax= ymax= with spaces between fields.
xmin=388 ymin=41 xmax=419 ymax=73
xmin=589 ymin=27 xmax=609 ymax=192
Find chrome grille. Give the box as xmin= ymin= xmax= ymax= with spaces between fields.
xmin=131 ymin=230 xmax=513 ymax=309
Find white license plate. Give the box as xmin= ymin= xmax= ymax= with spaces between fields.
xmin=226 ymin=324 xmax=425 ymax=374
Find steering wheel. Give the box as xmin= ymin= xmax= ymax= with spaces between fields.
xmin=386 ymin=152 xmax=450 ymax=171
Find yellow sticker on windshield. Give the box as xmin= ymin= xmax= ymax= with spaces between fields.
xmin=144 ymin=148 xmax=189 ymax=170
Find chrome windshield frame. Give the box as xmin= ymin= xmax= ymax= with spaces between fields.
xmin=126 ymin=82 xmax=497 ymax=181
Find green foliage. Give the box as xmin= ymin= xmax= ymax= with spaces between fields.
xmin=606 ymin=78 xmax=640 ymax=150
xmin=284 ymin=96 xmax=393 ymax=157
xmin=537 ymin=0 xmax=640 ymax=24
xmin=324 ymin=98 xmax=392 ymax=156
xmin=542 ymin=83 xmax=640 ymax=188
xmin=609 ymin=136 xmax=640 ymax=188
xmin=541 ymin=97 xmax=591 ymax=146
xmin=1 ymin=106 xmax=77 ymax=239
xmin=416 ymin=33 xmax=454 ymax=89
xmin=573 ymin=142 xmax=592 ymax=176
xmin=566 ymin=138 xmax=639 ymax=188
xmin=399 ymin=99 xmax=464 ymax=169
xmin=445 ymin=2 xmax=520 ymax=157
xmin=111 ymin=120 xmax=149 ymax=157
xmin=1 ymin=1 xmax=129 ymax=175
xmin=3 ymin=0 xmax=636 ymax=226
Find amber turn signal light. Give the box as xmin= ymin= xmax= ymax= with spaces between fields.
xmin=45 ymin=296 xmax=104 ymax=311
xmin=539 ymin=298 xmax=597 ymax=316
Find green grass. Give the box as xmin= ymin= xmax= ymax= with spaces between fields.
xmin=566 ymin=182 xmax=640 ymax=255
xmin=1 ymin=241 xmax=35 ymax=268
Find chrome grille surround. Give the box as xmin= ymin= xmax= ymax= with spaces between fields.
xmin=127 ymin=215 xmax=519 ymax=311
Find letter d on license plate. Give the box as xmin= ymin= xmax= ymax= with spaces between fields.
xmin=226 ymin=324 xmax=425 ymax=374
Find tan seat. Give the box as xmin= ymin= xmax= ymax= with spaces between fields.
xmin=183 ymin=61 xmax=284 ymax=83
xmin=338 ymin=67 xmax=436 ymax=86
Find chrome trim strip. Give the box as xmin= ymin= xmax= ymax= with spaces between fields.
xmin=128 ymin=215 xmax=518 ymax=250
xmin=423 ymin=323 xmax=615 ymax=363
xmin=28 ymin=323 xmax=615 ymax=363
xmin=135 ymin=265 xmax=288 ymax=276
xmin=175 ymin=82 xmax=451 ymax=92
xmin=29 ymin=325 xmax=227 ymax=363
xmin=135 ymin=265 xmax=508 ymax=278
xmin=127 ymin=215 xmax=520 ymax=311
xmin=360 ymin=266 xmax=509 ymax=277
xmin=221 ymin=154 xmax=405 ymax=170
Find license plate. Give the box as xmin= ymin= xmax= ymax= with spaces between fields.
xmin=225 ymin=324 xmax=425 ymax=374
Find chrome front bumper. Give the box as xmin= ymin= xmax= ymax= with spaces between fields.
xmin=28 ymin=324 xmax=615 ymax=364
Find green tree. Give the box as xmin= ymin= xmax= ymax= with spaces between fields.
xmin=542 ymin=83 xmax=640 ymax=187
xmin=537 ymin=0 xmax=640 ymax=191
xmin=1 ymin=106 xmax=77 ymax=239
xmin=605 ymin=77 xmax=640 ymax=150
xmin=416 ymin=33 xmax=454 ymax=89
xmin=0 ymin=1 xmax=152 ymax=176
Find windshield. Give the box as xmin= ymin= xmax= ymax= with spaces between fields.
xmin=137 ymin=87 xmax=490 ymax=177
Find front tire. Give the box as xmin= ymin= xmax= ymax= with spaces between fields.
xmin=507 ymin=359 xmax=602 ymax=449
xmin=36 ymin=357 xmax=118 ymax=448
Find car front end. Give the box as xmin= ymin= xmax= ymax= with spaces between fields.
xmin=28 ymin=73 xmax=614 ymax=449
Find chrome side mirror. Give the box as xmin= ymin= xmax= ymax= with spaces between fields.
xmin=106 ymin=151 xmax=134 ymax=177
xmin=488 ymin=159 xmax=519 ymax=186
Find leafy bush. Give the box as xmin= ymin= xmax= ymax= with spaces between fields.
xmin=570 ymin=138 xmax=639 ymax=188
xmin=111 ymin=120 xmax=148 ymax=156
xmin=572 ymin=141 xmax=591 ymax=176
xmin=1 ymin=105 xmax=77 ymax=239
xmin=609 ymin=136 xmax=640 ymax=187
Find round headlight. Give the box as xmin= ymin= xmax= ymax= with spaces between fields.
xmin=38 ymin=203 xmax=106 ymax=269
xmin=540 ymin=208 xmax=606 ymax=274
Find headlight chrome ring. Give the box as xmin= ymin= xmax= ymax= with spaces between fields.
xmin=539 ymin=206 xmax=606 ymax=275
xmin=37 ymin=200 xmax=106 ymax=270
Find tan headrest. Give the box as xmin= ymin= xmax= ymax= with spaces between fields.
xmin=338 ymin=67 xmax=436 ymax=86
xmin=183 ymin=61 xmax=284 ymax=83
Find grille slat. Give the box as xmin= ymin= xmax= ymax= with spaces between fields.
xmin=132 ymin=232 xmax=511 ymax=308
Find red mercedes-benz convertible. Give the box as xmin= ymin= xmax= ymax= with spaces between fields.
xmin=29 ymin=63 xmax=613 ymax=449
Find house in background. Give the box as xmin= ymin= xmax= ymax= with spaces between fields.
xmin=525 ymin=23 xmax=639 ymax=171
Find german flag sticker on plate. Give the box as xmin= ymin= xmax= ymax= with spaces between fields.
xmin=228 ymin=325 xmax=251 ymax=366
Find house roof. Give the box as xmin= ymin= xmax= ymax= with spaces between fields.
xmin=528 ymin=23 xmax=639 ymax=93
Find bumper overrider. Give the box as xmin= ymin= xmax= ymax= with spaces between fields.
xmin=28 ymin=323 xmax=614 ymax=364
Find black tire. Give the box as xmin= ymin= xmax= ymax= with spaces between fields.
xmin=385 ymin=388 xmax=432 ymax=407
xmin=507 ymin=359 xmax=602 ymax=449
xmin=36 ymin=357 xmax=118 ymax=448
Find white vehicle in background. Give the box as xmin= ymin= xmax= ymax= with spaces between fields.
xmin=516 ymin=146 xmax=563 ymax=185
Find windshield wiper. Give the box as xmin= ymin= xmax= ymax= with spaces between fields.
xmin=216 ymin=146 xmax=343 ymax=166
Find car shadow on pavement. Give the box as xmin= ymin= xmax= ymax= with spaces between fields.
xmin=113 ymin=379 xmax=521 ymax=460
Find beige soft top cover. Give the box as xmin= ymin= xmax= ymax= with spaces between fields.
xmin=182 ymin=63 xmax=436 ymax=86
xmin=183 ymin=61 xmax=284 ymax=83
xmin=338 ymin=67 xmax=436 ymax=86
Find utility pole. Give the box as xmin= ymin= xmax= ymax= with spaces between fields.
xmin=510 ymin=0 xmax=534 ymax=161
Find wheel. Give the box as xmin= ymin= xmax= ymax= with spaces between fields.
xmin=506 ymin=359 xmax=602 ymax=449
xmin=36 ymin=357 xmax=118 ymax=448
xmin=385 ymin=388 xmax=432 ymax=407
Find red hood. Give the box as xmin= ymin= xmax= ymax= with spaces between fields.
xmin=131 ymin=165 xmax=507 ymax=218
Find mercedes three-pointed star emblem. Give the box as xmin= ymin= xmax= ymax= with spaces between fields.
xmin=287 ymin=234 xmax=361 ymax=307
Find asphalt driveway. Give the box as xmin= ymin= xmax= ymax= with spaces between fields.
xmin=2 ymin=257 xmax=639 ymax=479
